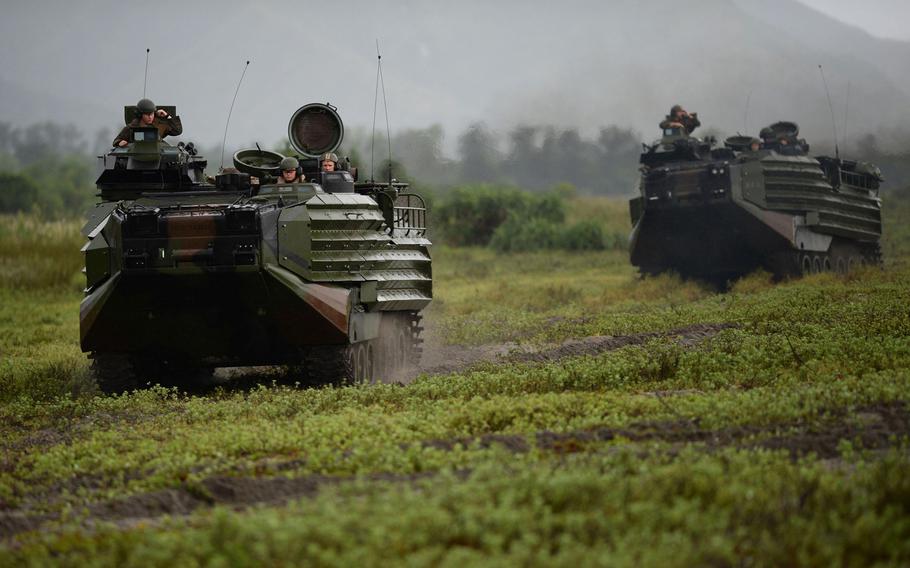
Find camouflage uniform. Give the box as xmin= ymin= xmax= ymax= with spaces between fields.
xmin=276 ymin=174 xmax=304 ymax=184
xmin=659 ymin=112 xmax=700 ymax=135
xmin=112 ymin=115 xmax=183 ymax=147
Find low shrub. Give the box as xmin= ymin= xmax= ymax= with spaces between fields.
xmin=490 ymin=218 xmax=616 ymax=252
xmin=433 ymin=185 xmax=630 ymax=252
xmin=560 ymin=220 xmax=607 ymax=251
xmin=489 ymin=217 xmax=563 ymax=252
xmin=433 ymin=184 xmax=565 ymax=246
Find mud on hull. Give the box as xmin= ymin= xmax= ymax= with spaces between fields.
xmin=629 ymin=202 xmax=880 ymax=282
xmin=82 ymin=269 xmax=425 ymax=391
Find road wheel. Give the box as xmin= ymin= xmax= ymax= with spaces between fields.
xmin=835 ymin=256 xmax=847 ymax=275
xmin=365 ymin=343 xmax=376 ymax=383
xmin=800 ymin=254 xmax=812 ymax=276
xmin=349 ymin=342 xmax=376 ymax=384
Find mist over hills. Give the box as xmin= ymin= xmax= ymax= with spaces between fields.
xmin=1 ymin=0 xmax=908 ymax=156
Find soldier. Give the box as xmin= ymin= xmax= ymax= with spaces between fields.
xmin=113 ymin=98 xmax=183 ymax=147
xmin=659 ymin=104 xmax=701 ymax=135
xmin=759 ymin=126 xmax=775 ymax=148
xmin=277 ymin=157 xmax=304 ymax=184
xmin=321 ymin=152 xmax=338 ymax=172
xmin=759 ymin=124 xmax=808 ymax=155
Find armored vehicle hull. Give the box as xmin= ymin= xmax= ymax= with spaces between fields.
xmin=83 ymin=103 xmax=431 ymax=390
xmin=629 ymin=133 xmax=882 ymax=282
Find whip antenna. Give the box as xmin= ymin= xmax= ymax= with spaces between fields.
xmin=377 ymin=40 xmax=394 ymax=184
xmin=143 ymin=48 xmax=150 ymax=97
xmin=743 ymin=89 xmax=752 ymax=134
xmin=843 ymin=80 xmax=851 ymax=151
xmin=818 ymin=64 xmax=839 ymax=160
xmin=370 ymin=45 xmax=380 ymax=182
xmin=220 ymin=60 xmax=250 ymax=171
xmin=370 ymin=40 xmax=394 ymax=184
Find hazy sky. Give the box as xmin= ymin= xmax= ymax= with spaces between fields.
xmin=2 ymin=0 xmax=909 ymax=156
xmin=797 ymin=0 xmax=910 ymax=40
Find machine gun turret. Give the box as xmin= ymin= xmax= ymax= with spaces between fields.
xmin=96 ymin=105 xmax=209 ymax=200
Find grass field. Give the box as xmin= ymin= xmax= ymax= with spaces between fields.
xmin=1 ymin=194 xmax=909 ymax=566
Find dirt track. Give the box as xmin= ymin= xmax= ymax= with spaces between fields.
xmin=210 ymin=322 xmax=737 ymax=388
xmin=417 ymin=322 xmax=737 ymax=377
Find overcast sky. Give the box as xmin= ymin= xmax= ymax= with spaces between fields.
xmin=2 ymin=0 xmax=909 ymax=157
xmin=797 ymin=0 xmax=910 ymax=40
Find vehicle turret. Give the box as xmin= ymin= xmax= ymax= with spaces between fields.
xmin=96 ymin=105 xmax=209 ymax=200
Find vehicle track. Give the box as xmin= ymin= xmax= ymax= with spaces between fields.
xmin=417 ymin=322 xmax=737 ymax=377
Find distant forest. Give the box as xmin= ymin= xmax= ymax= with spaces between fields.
xmin=1 ymin=119 xmax=909 ymax=217
xmin=338 ymin=123 xmax=643 ymax=195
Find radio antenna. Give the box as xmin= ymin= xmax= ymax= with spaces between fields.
xmin=817 ymin=64 xmax=839 ymax=160
xmin=143 ymin=48 xmax=150 ymax=97
xmin=743 ymin=89 xmax=752 ymax=134
xmin=370 ymin=46 xmax=380 ymax=182
xmin=370 ymin=40 xmax=394 ymax=184
xmin=843 ymin=80 xmax=851 ymax=152
xmin=220 ymin=60 xmax=250 ymax=171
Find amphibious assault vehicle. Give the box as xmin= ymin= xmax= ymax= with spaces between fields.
xmin=81 ymin=102 xmax=432 ymax=391
xmin=629 ymin=121 xmax=883 ymax=281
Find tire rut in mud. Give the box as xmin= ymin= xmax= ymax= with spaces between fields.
xmin=0 ymin=471 xmax=438 ymax=541
xmin=418 ymin=400 xmax=910 ymax=459
xmin=418 ymin=322 xmax=738 ymax=377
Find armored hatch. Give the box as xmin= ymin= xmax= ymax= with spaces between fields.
xmin=288 ymin=103 xmax=344 ymax=158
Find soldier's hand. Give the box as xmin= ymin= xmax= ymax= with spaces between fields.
xmin=117 ymin=139 xmax=128 ymax=147
xmin=156 ymin=109 xmax=168 ymax=118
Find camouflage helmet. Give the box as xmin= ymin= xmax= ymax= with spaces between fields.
xmin=280 ymin=157 xmax=299 ymax=171
xmin=322 ymin=152 xmax=338 ymax=163
xmin=759 ymin=127 xmax=774 ymax=141
xmin=136 ymin=98 xmax=156 ymax=114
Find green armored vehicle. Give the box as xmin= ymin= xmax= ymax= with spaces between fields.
xmin=629 ymin=121 xmax=883 ymax=281
xmin=81 ymin=102 xmax=432 ymax=391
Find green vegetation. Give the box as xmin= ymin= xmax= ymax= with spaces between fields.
xmin=883 ymin=186 xmax=910 ymax=265
xmin=1 ymin=194 xmax=910 ymax=565
xmin=0 ymin=122 xmax=98 ymax=216
xmin=0 ymin=214 xmax=84 ymax=289
xmin=433 ymin=184 xmax=627 ymax=252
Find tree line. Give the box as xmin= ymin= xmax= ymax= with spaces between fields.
xmin=0 ymin=122 xmax=110 ymax=215
xmin=1 ymin=119 xmax=909 ymax=218
xmin=340 ymin=122 xmax=643 ymax=196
